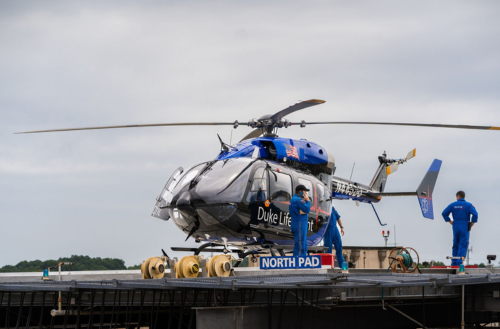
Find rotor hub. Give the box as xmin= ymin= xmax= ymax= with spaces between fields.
xmin=247 ymin=116 xmax=292 ymax=137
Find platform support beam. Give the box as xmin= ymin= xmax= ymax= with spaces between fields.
xmin=387 ymin=305 xmax=426 ymax=328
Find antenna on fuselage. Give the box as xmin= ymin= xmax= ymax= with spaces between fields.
xmin=217 ymin=134 xmax=229 ymax=152
xmin=349 ymin=163 xmax=356 ymax=183
xmin=217 ymin=134 xmax=237 ymax=152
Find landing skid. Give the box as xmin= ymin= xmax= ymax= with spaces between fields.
xmin=171 ymin=244 xmax=328 ymax=267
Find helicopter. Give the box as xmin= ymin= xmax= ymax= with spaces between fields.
xmin=17 ymin=99 xmax=500 ymax=260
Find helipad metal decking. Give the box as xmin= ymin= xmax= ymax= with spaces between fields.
xmin=1 ymin=269 xmax=499 ymax=328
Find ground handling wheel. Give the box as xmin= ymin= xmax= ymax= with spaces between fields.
xmin=175 ymin=255 xmax=202 ymax=278
xmin=141 ymin=256 xmax=168 ymax=279
xmin=206 ymin=254 xmax=233 ymax=277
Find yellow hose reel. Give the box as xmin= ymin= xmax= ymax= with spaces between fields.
xmin=206 ymin=254 xmax=233 ymax=277
xmin=141 ymin=256 xmax=168 ymax=279
xmin=175 ymin=255 xmax=202 ymax=278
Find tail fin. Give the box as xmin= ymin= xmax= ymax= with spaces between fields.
xmin=416 ymin=159 xmax=442 ymax=219
xmin=369 ymin=162 xmax=388 ymax=193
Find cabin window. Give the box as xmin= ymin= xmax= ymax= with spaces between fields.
xmin=270 ymin=172 xmax=292 ymax=201
xmin=297 ymin=178 xmax=314 ymax=203
xmin=246 ymin=167 xmax=268 ymax=202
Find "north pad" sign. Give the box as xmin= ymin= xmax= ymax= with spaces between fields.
xmin=260 ymin=256 xmax=321 ymax=270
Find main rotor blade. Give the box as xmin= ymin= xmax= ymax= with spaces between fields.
xmin=270 ymin=99 xmax=325 ymax=121
xmin=15 ymin=122 xmax=240 ymax=134
xmin=292 ymin=121 xmax=500 ymax=131
xmin=239 ymin=128 xmax=263 ymax=143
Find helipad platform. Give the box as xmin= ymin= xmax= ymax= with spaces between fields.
xmin=0 ymin=265 xmax=491 ymax=282
xmin=1 ymin=269 xmax=499 ymax=328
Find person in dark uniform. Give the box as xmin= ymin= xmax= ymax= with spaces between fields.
xmin=442 ymin=191 xmax=478 ymax=266
xmin=289 ymin=185 xmax=311 ymax=256
xmin=323 ymin=205 xmax=345 ymax=266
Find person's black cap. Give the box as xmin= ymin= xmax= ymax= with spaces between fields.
xmin=295 ymin=184 xmax=310 ymax=193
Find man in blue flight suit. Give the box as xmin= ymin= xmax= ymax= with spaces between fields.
xmin=323 ymin=205 xmax=345 ymax=266
xmin=442 ymin=191 xmax=478 ymax=266
xmin=289 ymin=185 xmax=311 ymax=256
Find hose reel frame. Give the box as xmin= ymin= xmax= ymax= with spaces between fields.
xmin=387 ymin=247 xmax=420 ymax=273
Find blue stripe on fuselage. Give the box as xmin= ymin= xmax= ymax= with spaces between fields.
xmin=332 ymin=192 xmax=380 ymax=203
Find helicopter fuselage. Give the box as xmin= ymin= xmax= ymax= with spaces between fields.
xmin=152 ymin=136 xmax=384 ymax=247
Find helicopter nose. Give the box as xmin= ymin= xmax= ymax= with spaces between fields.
xmin=176 ymin=191 xmax=197 ymax=217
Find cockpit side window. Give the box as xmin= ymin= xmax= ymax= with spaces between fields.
xmin=246 ymin=167 xmax=268 ymax=202
xmin=270 ymin=172 xmax=292 ymax=201
xmin=297 ymin=178 xmax=314 ymax=203
xmin=166 ymin=168 xmax=184 ymax=194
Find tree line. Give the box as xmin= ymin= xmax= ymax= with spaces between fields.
xmin=419 ymin=260 xmax=487 ymax=268
xmin=0 ymin=255 xmax=140 ymax=272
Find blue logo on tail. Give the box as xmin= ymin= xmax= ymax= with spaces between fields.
xmin=418 ymin=196 xmax=433 ymax=219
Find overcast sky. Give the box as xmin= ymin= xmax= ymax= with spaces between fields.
xmin=1 ymin=1 xmax=499 ymax=268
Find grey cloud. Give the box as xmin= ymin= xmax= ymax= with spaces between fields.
xmin=1 ymin=0 xmax=499 ymax=267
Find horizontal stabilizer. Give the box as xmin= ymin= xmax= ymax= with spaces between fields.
xmin=417 ymin=159 xmax=442 ymax=219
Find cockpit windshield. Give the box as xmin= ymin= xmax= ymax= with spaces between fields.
xmin=195 ymin=158 xmax=255 ymax=203
xmin=170 ymin=163 xmax=206 ymax=197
